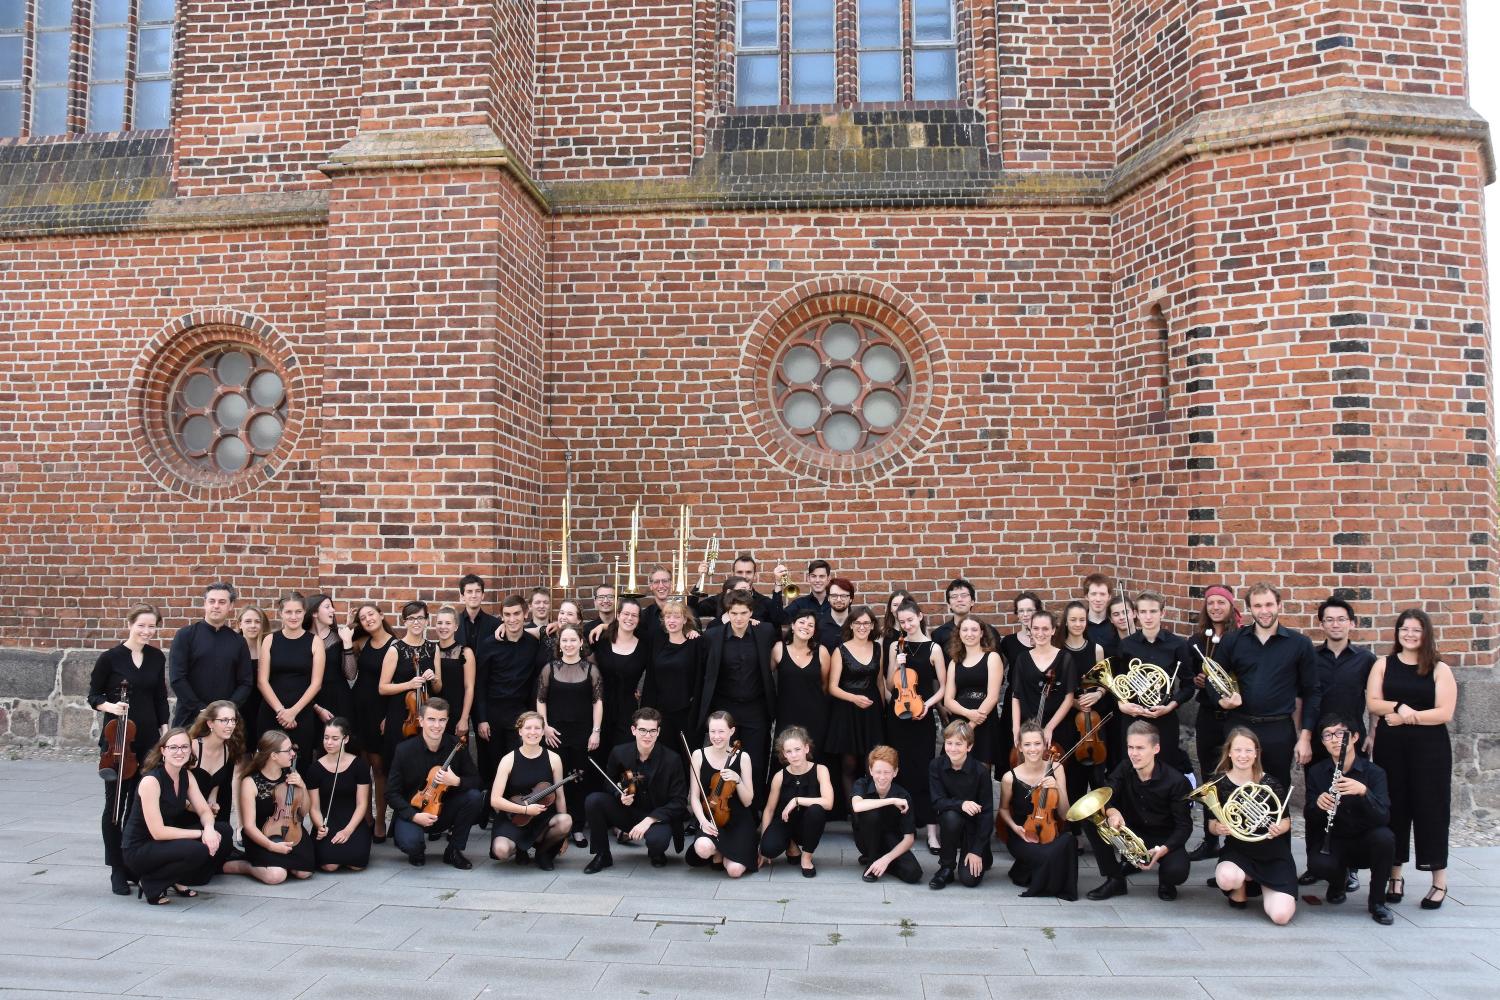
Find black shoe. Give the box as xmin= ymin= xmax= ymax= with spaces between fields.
xmin=1346 ymin=872 xmax=1360 ymax=893
xmin=110 ymin=867 xmax=132 ymax=896
xmin=857 ymin=854 xmax=872 ymax=867
xmin=649 ymin=854 xmax=668 ymax=868
xmin=617 ymin=831 xmax=632 ymax=846
xmin=801 ymin=864 xmax=817 ymax=879
xmin=1087 ymin=877 xmax=1128 ymax=901
xmin=1205 ymin=876 xmax=1219 ymax=888
xmin=536 ymin=848 xmax=558 ymax=872
xmin=1157 ymin=884 xmax=1178 ymax=901
xmin=477 ymin=813 xmax=491 ymax=830
xmin=442 ymin=847 xmax=472 ymax=871
xmin=428 ymin=829 xmax=443 ymax=842
xmin=1326 ymin=884 xmax=1347 ymax=905
xmin=928 ymin=844 xmax=941 ymax=856
xmin=862 ymin=871 xmax=879 ymax=883
xmin=514 ymin=849 xmax=532 ymax=866
xmin=1420 ymin=886 xmax=1447 ymax=910
xmin=1186 ymin=838 xmax=1220 ymax=862
xmin=929 ymin=866 xmax=955 ymax=890
xmin=408 ymin=852 xmax=427 ymax=867
xmin=1370 ymin=903 xmax=1395 ymax=925
xmin=583 ymin=854 xmax=614 ymax=874
xmin=1298 ymin=868 xmax=1319 ymax=886
xmin=1244 ymin=881 xmax=1263 ymax=898
xmin=1227 ymin=897 xmax=1247 ymax=909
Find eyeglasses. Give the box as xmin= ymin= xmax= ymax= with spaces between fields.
xmin=405 ymin=615 xmax=428 ymax=623
xmin=273 ymin=747 xmax=296 ymax=755
xmin=1320 ymin=730 xmax=1351 ymax=743
xmin=163 ymin=745 xmax=192 ymax=753
xmin=635 ymin=729 xmax=660 ymax=736
xmin=213 ymin=717 xmax=237 ymax=724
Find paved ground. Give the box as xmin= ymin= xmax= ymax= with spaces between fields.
xmin=1 ymin=757 xmax=1497 ymax=1000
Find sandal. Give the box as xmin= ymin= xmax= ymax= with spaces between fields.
xmin=168 ymin=885 xmax=199 ymax=898
xmin=138 ymin=886 xmax=170 ymax=906
xmin=1421 ymin=886 xmax=1446 ymax=910
xmin=1386 ymin=876 xmax=1405 ymax=904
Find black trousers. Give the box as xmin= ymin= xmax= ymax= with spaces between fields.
xmin=759 ymin=804 xmax=827 ymax=858
xmin=101 ymin=774 xmax=141 ymax=871
xmin=935 ymin=810 xmax=990 ymax=885
xmin=392 ymin=788 xmax=483 ymax=857
xmin=123 ymin=820 xmax=233 ymax=896
xmin=850 ymin=814 xmax=923 ymax=884
xmin=1376 ymin=727 xmax=1451 ymax=871
xmin=708 ymin=699 xmax=771 ymax=806
xmin=1194 ymin=705 xmax=1228 ymax=837
xmin=584 ymin=791 xmax=674 ymax=859
xmin=1084 ymin=822 xmax=1190 ymax=887
xmin=1229 ymin=714 xmax=1295 ymax=788
xmin=1306 ymin=825 xmax=1395 ymax=909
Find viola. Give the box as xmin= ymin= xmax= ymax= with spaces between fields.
xmin=891 ymin=636 xmax=923 ymax=720
xmin=409 ymin=733 xmax=469 ymax=816
xmin=263 ymin=762 xmax=308 ymax=847
xmin=509 ymin=770 xmax=583 ymax=826
xmin=98 ymin=681 xmax=137 ymax=783
xmin=705 ymin=740 xmax=742 ymax=828
xmin=1073 ymin=706 xmax=1107 ymax=766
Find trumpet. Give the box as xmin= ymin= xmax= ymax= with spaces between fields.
xmin=1187 ymin=778 xmax=1284 ymax=843
xmin=1081 ymin=657 xmax=1172 ymax=710
xmin=1066 ymin=788 xmax=1153 ymax=868
xmin=779 ymin=569 xmax=799 ymax=602
xmin=1192 ymin=637 xmax=1239 ymax=700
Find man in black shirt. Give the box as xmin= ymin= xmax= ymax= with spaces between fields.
xmin=1083 ymin=573 xmax=1119 ymax=657
xmin=385 ymin=698 xmax=483 ymax=869
xmin=168 ymin=581 xmax=254 ymax=726
xmin=454 ymin=574 xmax=502 ymax=652
xmin=850 ymin=745 xmax=923 ymax=884
xmin=582 ymin=583 xmax=617 ymax=640
xmin=931 ymin=578 xmax=1002 ymax=658
xmin=816 ymin=578 xmax=855 ymax=651
xmin=690 ymin=553 xmax=782 ymax=625
xmin=1085 ymin=720 xmax=1193 ymax=901
xmin=1115 ymin=592 xmax=1193 ymax=776
xmin=1222 ymin=583 xmax=1320 ymax=787
xmin=1313 ymin=598 xmax=1376 ymax=752
xmin=928 ymin=721 xmax=994 ymax=890
xmin=582 ymin=708 xmax=687 ymax=873
xmin=779 ymin=559 xmax=833 ymax=618
xmin=474 ymin=595 xmax=546 ymax=812
xmin=698 ymin=593 xmax=777 ymax=798
xmin=1303 ymin=714 xmax=1395 ymax=924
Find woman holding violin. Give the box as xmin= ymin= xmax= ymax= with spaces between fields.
xmin=942 ymin=617 xmax=1004 ymax=768
xmin=927 ymin=720 xmax=993 ymax=890
xmin=379 ymin=600 xmax=439 ymax=765
xmin=90 ymin=604 xmax=171 ymax=895
xmin=1059 ymin=601 xmax=1110 ymax=818
xmin=758 ymin=726 xmax=834 ymax=876
xmin=999 ymin=722 xmax=1078 ymax=900
xmin=120 ymin=728 xmax=234 ymax=904
xmin=308 ymin=717 xmax=372 ymax=871
xmin=1008 ymin=610 xmax=1075 ymax=765
xmin=885 ymin=600 xmax=946 ymax=854
xmin=257 ymin=592 xmax=326 ymax=764
xmin=686 ymin=711 xmax=757 ymax=878
xmin=490 ymin=711 xmax=573 ymax=869
xmin=236 ymin=729 xmax=317 ymax=884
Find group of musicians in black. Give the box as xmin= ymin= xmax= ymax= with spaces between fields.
xmin=90 ymin=561 xmax=1457 ymax=925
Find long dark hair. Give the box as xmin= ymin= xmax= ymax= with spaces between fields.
xmin=841 ymin=604 xmax=877 ymax=643
xmin=881 ymin=588 xmax=914 ymax=640
xmin=239 ymin=729 xmax=294 ymax=779
xmin=604 ymin=598 xmax=646 ymax=645
xmin=945 ymin=615 xmax=996 ymax=666
xmin=187 ymin=700 xmax=245 ymax=762
xmin=1390 ymin=608 xmax=1441 ymax=677
xmin=1197 ymin=586 xmax=1242 ymax=638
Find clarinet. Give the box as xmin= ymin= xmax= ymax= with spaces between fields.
xmin=1320 ymin=729 xmax=1349 ymax=854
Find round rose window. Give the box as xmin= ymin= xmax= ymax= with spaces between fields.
xmin=169 ymin=346 xmax=288 ymax=474
xmin=771 ymin=316 xmax=912 ymax=453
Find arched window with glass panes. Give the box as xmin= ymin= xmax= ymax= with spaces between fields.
xmin=736 ymin=0 xmax=958 ymax=108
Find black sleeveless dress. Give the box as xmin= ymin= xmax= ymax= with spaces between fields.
xmin=537 ymin=659 xmax=601 ymax=830
xmin=315 ymin=629 xmax=356 ymax=730
xmin=353 ymin=635 xmax=392 ymax=755
xmin=1211 ymin=773 xmax=1295 ymax=896
xmin=1003 ymin=768 xmax=1079 ymax=900
xmin=1010 ymin=647 xmax=1074 ymax=742
xmin=382 ymin=640 xmax=435 ymax=764
xmin=436 ymin=640 xmax=470 ymax=736
xmin=191 ymin=737 xmax=237 ymax=820
xmin=593 ymin=637 xmax=649 ymax=749
xmin=493 ymin=747 xmax=562 ymax=852
xmin=308 ymin=754 xmax=373 ymax=869
xmin=691 ymin=748 xmax=758 ymax=869
xmin=122 ymin=764 xmax=198 ymax=852
xmin=775 ymin=645 xmax=828 ymax=751
xmin=824 ymin=642 xmax=885 ymax=757
xmin=244 ymin=770 xmax=317 ymax=873
xmin=884 ymin=637 xmax=939 ymax=825
xmin=952 ymin=652 xmax=1002 ymax=764
xmin=258 ymin=630 xmax=321 ymax=762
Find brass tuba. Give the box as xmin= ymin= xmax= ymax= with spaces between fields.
xmin=1187 ymin=778 xmax=1284 ymax=843
xmin=1191 ymin=641 xmax=1239 ymax=700
xmin=1081 ymin=657 xmax=1172 ymax=710
xmin=1065 ymin=787 xmax=1152 ymax=868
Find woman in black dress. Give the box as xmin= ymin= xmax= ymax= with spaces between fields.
xmin=308 ymin=718 xmax=372 ymax=871
xmin=999 ymin=723 xmax=1078 ymax=900
xmin=825 ymin=605 xmax=886 ymax=804
xmin=537 ymin=625 xmax=603 ymax=848
xmin=1209 ymin=727 xmax=1296 ymax=924
xmin=758 ymin=726 xmax=834 ymax=876
xmin=237 ymin=605 xmax=268 ymax=740
xmin=686 ymin=711 xmax=757 ymax=878
xmin=351 ymin=603 xmax=394 ymax=839
xmin=257 ymin=593 xmax=326 ymax=763
xmin=885 ymin=600 xmax=946 ymax=854
xmin=1187 ymin=587 xmax=1240 ymax=859
xmin=308 ymin=594 xmax=357 ymax=739
xmin=1367 ymin=608 xmax=1457 ymax=909
xmin=236 ymin=729 xmax=317 ymax=884
xmin=593 ymin=598 xmax=649 ymax=749
xmin=1058 ymin=601 xmax=1110 ymax=825
xmin=433 ymin=607 xmax=477 ymax=739
xmin=645 ymin=599 xmax=703 ymax=752
xmin=186 ymin=700 xmax=243 ymax=834
xmin=943 ymin=617 xmax=1004 ymax=767
xmin=1009 ymin=610 xmax=1075 ymax=765
xmin=379 ymin=601 xmax=439 ymax=765
xmin=90 ymin=604 xmax=171 ymax=895
xmin=490 ymin=712 xmax=573 ymax=869
xmin=121 ymin=729 xmax=233 ymax=904
xmin=880 ymin=589 xmax=915 ymax=644
xmin=773 ymin=610 xmax=830 ymax=753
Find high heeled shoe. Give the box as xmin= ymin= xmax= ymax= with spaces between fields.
xmin=1386 ymin=876 xmax=1405 ymax=903
xmin=1420 ymin=886 xmax=1446 ymax=910
xmin=137 ymin=885 xmax=170 ymax=906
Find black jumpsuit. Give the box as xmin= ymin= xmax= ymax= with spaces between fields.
xmin=1372 ymin=656 xmax=1451 ymax=871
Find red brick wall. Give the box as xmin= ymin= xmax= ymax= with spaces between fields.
xmin=1114 ymin=0 xmax=1194 ymax=162
xmin=996 ymin=0 xmax=1113 ymax=171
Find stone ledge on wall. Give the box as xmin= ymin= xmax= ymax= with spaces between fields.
xmin=0 ymin=647 xmax=106 ymax=748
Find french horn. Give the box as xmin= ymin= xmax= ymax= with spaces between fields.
xmin=1065 ymin=787 xmax=1152 ymax=868
xmin=1081 ymin=657 xmax=1173 ymax=710
xmin=1187 ymin=778 xmax=1284 ymax=843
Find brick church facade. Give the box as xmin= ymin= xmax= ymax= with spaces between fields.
xmin=0 ymin=2 xmax=1497 ymax=801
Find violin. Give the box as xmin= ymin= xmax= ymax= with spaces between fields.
xmin=508 ymin=770 xmax=583 ymax=826
xmin=891 ymin=636 xmax=923 ymax=720
xmin=1009 ymin=673 xmax=1063 ymax=767
xmin=1024 ymin=764 xmax=1062 ymax=845
xmin=98 ymin=681 xmax=137 ymax=783
xmin=620 ymin=769 xmax=643 ymax=797
xmin=401 ymin=643 xmax=430 ymax=738
xmin=409 ymin=733 xmax=468 ymax=816
xmin=263 ymin=760 xmax=308 ymax=847
xmin=705 ymin=740 xmax=742 ymax=828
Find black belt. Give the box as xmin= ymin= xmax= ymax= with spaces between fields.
xmin=1234 ymin=713 xmax=1291 ymax=725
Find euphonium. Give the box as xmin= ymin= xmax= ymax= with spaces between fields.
xmin=1192 ymin=641 xmax=1239 ymax=700
xmin=1065 ymin=787 xmax=1152 ymax=868
xmin=1187 ymin=778 xmax=1284 ymax=843
xmin=1080 ymin=657 xmax=1172 ymax=709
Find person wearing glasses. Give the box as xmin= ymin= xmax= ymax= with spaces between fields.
xmin=236 ymin=730 xmax=317 ymax=884
xmin=379 ymin=600 xmax=440 ymax=766
xmin=120 ymin=729 xmax=234 ymax=904
xmin=187 ymin=700 xmax=244 ymax=838
xmin=1303 ymin=713 xmax=1395 ymax=924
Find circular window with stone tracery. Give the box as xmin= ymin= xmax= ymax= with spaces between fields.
xmin=770 ymin=316 xmax=912 ymax=453
xmin=170 ymin=346 xmax=288 ymax=475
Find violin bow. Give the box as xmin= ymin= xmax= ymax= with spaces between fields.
xmin=679 ymin=733 xmax=715 ymax=822
xmin=323 ymin=743 xmax=342 ymax=831
xmin=111 ymin=680 xmax=132 ymax=827
xmin=588 ymin=756 xmax=626 ymax=796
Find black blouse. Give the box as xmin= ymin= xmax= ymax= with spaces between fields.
xmin=89 ymin=644 xmax=170 ymax=756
